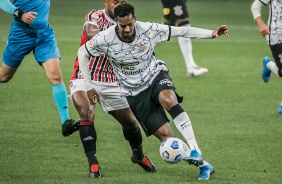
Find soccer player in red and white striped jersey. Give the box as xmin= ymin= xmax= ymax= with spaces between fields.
xmin=71 ymin=9 xmax=116 ymax=83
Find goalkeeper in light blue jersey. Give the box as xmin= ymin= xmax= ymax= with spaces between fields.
xmin=0 ymin=0 xmax=78 ymax=137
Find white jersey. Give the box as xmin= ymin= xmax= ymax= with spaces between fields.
xmin=260 ymin=0 xmax=282 ymax=45
xmin=85 ymin=21 xmax=170 ymax=96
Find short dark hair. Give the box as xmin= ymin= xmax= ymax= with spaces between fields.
xmin=114 ymin=3 xmax=135 ymax=18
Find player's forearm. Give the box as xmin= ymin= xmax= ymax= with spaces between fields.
xmin=170 ymin=26 xmax=213 ymax=39
xmin=255 ymin=16 xmax=265 ymax=27
xmin=84 ymin=23 xmax=100 ymax=40
xmin=77 ymin=45 xmax=92 ymax=91
xmin=0 ymin=0 xmax=16 ymax=14
xmin=86 ymin=30 xmax=100 ymax=40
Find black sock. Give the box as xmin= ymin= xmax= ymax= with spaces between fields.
xmin=131 ymin=145 xmax=144 ymax=160
xmin=79 ymin=120 xmax=98 ymax=166
xmin=168 ymin=104 xmax=184 ymax=119
xmin=86 ymin=151 xmax=98 ymax=166
xmin=123 ymin=127 xmax=144 ymax=160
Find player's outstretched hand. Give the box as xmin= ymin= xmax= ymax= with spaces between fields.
xmin=212 ymin=25 xmax=229 ymax=38
xmin=259 ymin=23 xmax=270 ymax=36
xmin=87 ymin=88 xmax=100 ymax=105
xmin=22 ymin=11 xmax=37 ymax=24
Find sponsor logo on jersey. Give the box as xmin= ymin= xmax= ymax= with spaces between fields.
xmin=91 ymin=13 xmax=99 ymax=20
xmin=137 ymin=42 xmax=147 ymax=53
xmin=173 ymin=5 xmax=183 ymax=16
xmin=121 ymin=68 xmax=145 ymax=75
xmin=120 ymin=61 xmax=150 ymax=75
xmin=163 ymin=8 xmax=170 ymax=15
xmin=88 ymin=39 xmax=94 ymax=47
xmin=120 ymin=61 xmax=140 ymax=66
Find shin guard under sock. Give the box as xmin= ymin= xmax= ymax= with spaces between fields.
xmin=79 ymin=120 xmax=98 ymax=165
xmin=123 ymin=127 xmax=144 ymax=160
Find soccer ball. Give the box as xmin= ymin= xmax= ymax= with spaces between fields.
xmin=159 ymin=137 xmax=188 ymax=164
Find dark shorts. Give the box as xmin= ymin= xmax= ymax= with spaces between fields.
xmin=161 ymin=0 xmax=189 ymax=21
xmin=126 ymin=71 xmax=183 ymax=137
xmin=270 ymin=43 xmax=282 ymax=70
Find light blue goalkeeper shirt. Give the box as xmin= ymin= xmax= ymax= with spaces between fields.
xmin=1 ymin=0 xmax=50 ymax=30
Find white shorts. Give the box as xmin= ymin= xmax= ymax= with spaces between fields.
xmin=69 ymin=79 xmax=129 ymax=113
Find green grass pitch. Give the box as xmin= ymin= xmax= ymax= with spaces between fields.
xmin=0 ymin=0 xmax=282 ymax=183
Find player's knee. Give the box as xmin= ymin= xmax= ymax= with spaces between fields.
xmin=122 ymin=118 xmax=138 ymax=130
xmin=46 ymin=70 xmax=63 ymax=84
xmin=160 ymin=95 xmax=177 ymax=110
xmin=0 ymin=74 xmax=13 ymax=83
xmin=79 ymin=105 xmax=94 ymax=120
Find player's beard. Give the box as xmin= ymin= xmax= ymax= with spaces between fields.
xmin=121 ymin=30 xmax=134 ymax=42
xmin=122 ymin=31 xmax=134 ymax=42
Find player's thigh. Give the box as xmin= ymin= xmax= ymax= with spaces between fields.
xmin=70 ymin=80 xmax=90 ymax=105
xmin=151 ymin=71 xmax=183 ymax=110
xmin=126 ymin=87 xmax=169 ymax=137
xmin=70 ymin=79 xmax=90 ymax=107
xmin=109 ymin=107 xmax=137 ymax=129
xmin=144 ymin=107 xmax=170 ymax=137
xmin=70 ymin=79 xmax=95 ymax=119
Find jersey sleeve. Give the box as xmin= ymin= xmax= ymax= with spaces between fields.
xmin=141 ymin=22 xmax=171 ymax=46
xmin=0 ymin=0 xmax=16 ymax=14
xmin=170 ymin=26 xmax=213 ymax=39
xmin=85 ymin=10 xmax=99 ymax=25
xmin=85 ymin=32 xmax=105 ymax=57
xmin=251 ymin=0 xmax=264 ymax=20
xmin=83 ymin=10 xmax=104 ymax=28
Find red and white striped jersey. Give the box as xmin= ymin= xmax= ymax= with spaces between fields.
xmin=71 ymin=9 xmax=117 ymax=82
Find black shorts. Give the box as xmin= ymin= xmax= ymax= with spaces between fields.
xmin=270 ymin=43 xmax=282 ymax=70
xmin=126 ymin=71 xmax=183 ymax=137
xmin=161 ymin=0 xmax=189 ymax=21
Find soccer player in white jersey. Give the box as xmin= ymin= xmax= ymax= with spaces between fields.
xmin=78 ymin=3 xmax=228 ymax=181
xmin=70 ymin=0 xmax=156 ymax=178
xmin=251 ymin=0 xmax=282 ymax=114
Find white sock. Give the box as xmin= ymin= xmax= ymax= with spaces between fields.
xmin=184 ymin=145 xmax=191 ymax=158
xmin=173 ymin=112 xmax=202 ymax=154
xmin=267 ymin=61 xmax=279 ymax=76
xmin=201 ymin=160 xmax=210 ymax=167
xmin=178 ymin=24 xmax=197 ymax=72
